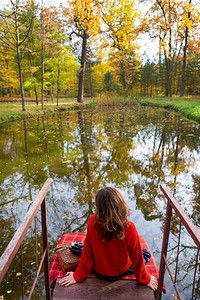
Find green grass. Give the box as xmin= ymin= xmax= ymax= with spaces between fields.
xmin=139 ymin=96 xmax=200 ymax=123
xmin=0 ymin=98 xmax=95 ymax=124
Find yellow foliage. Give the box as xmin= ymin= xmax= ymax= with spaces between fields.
xmin=92 ymin=62 xmax=113 ymax=92
xmin=143 ymin=0 xmax=200 ymax=59
xmin=63 ymin=0 xmax=101 ymax=36
xmin=0 ymin=54 xmax=19 ymax=90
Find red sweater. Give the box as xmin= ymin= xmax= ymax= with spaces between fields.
xmin=73 ymin=215 xmax=151 ymax=285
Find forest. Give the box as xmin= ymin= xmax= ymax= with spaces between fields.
xmin=0 ymin=0 xmax=200 ymax=110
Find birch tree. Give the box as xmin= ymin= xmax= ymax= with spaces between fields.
xmin=0 ymin=0 xmax=37 ymax=110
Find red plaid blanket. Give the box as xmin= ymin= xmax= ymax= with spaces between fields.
xmin=50 ymin=232 xmax=166 ymax=293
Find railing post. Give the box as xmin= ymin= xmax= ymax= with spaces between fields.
xmin=41 ymin=196 xmax=51 ymax=300
xmin=156 ymin=200 xmax=172 ymax=300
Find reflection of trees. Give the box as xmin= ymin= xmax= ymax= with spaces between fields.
xmin=100 ymin=109 xmax=139 ymax=187
xmin=0 ymin=217 xmax=48 ymax=299
xmin=164 ymin=240 xmax=200 ymax=300
xmin=190 ymin=174 xmax=200 ymax=229
xmin=0 ymin=109 xmax=200 ymax=219
xmin=131 ymin=113 xmax=198 ymax=228
xmin=0 ymin=107 xmax=200 ymax=298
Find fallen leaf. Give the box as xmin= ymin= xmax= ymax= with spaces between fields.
xmin=148 ymin=212 xmax=158 ymax=217
xmin=154 ymin=236 xmax=162 ymax=240
xmin=139 ymin=194 xmax=148 ymax=200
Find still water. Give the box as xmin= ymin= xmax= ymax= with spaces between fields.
xmin=0 ymin=106 xmax=199 ymax=299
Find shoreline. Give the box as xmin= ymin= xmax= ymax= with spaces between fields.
xmin=0 ymin=96 xmax=200 ymax=125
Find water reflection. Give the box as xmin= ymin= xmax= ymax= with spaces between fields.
xmin=0 ymin=107 xmax=199 ymax=299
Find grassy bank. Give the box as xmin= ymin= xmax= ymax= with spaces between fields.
xmin=139 ymin=96 xmax=200 ymax=123
xmin=0 ymin=96 xmax=200 ymax=124
xmin=0 ymin=98 xmax=95 ymax=124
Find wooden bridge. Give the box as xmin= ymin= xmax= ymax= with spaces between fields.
xmin=53 ymin=278 xmax=155 ymax=300
xmin=0 ymin=179 xmax=200 ymax=300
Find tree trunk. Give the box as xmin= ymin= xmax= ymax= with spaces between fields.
xmin=41 ymin=1 xmax=44 ymax=110
xmin=180 ymin=0 xmax=191 ymax=97
xmin=89 ymin=63 xmax=93 ymax=98
xmin=165 ymin=56 xmax=171 ymax=97
xmin=159 ymin=37 xmax=162 ymax=93
xmin=34 ymin=82 xmax=38 ymax=105
xmin=17 ymin=46 xmax=26 ymax=111
xmin=166 ymin=4 xmax=172 ymax=97
xmin=164 ymin=28 xmax=172 ymax=97
xmin=57 ymin=61 xmax=60 ymax=106
xmin=51 ymin=87 xmax=53 ymax=103
xmin=77 ymin=31 xmax=88 ymax=103
xmin=120 ymin=60 xmax=126 ymax=97
xmin=15 ymin=1 xmax=26 ymax=111
xmin=41 ymin=37 xmax=44 ymax=109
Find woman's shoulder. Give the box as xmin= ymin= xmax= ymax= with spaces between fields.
xmin=87 ymin=214 xmax=96 ymax=226
xmin=125 ymin=221 xmax=138 ymax=236
xmin=89 ymin=214 xmax=96 ymax=221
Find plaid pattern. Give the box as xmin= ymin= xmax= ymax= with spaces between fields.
xmin=50 ymin=232 xmax=166 ymax=293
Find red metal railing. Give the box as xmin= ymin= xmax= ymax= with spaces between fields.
xmin=0 ymin=178 xmax=52 ymax=299
xmin=156 ymin=184 xmax=200 ymax=300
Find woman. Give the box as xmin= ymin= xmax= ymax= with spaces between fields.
xmin=59 ymin=187 xmax=158 ymax=291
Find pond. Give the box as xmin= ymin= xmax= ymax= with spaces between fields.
xmin=0 ymin=106 xmax=199 ymax=299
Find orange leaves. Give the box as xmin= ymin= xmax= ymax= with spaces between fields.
xmin=64 ymin=0 xmax=101 ymax=36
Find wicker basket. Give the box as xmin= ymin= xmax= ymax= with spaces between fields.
xmin=56 ymin=242 xmax=80 ymax=272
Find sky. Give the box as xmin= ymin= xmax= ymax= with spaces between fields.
xmin=1 ymin=0 xmax=199 ymax=62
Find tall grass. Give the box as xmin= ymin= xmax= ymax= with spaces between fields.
xmin=96 ymin=93 xmax=139 ymax=105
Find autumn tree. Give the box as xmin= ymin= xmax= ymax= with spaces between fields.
xmin=103 ymin=71 xmax=117 ymax=92
xmin=179 ymin=0 xmax=199 ymax=96
xmin=140 ymin=60 xmax=159 ymax=97
xmin=0 ymin=51 xmax=19 ymax=96
xmin=145 ymin=0 xmax=179 ymax=97
xmin=22 ymin=5 xmax=78 ymax=106
xmin=89 ymin=59 xmax=113 ymax=94
xmin=62 ymin=0 xmax=101 ymax=103
xmin=140 ymin=0 xmax=200 ymax=97
xmin=101 ymin=0 xmax=139 ymax=96
xmin=0 ymin=0 xmax=37 ymax=110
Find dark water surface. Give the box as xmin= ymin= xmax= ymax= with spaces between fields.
xmin=0 ymin=107 xmax=199 ymax=299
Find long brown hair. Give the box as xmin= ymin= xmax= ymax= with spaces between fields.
xmin=95 ymin=187 xmax=130 ymax=242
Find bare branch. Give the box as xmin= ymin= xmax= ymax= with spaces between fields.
xmin=18 ymin=15 xmax=35 ymax=47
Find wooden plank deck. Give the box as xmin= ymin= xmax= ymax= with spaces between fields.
xmin=53 ymin=278 xmax=156 ymax=300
